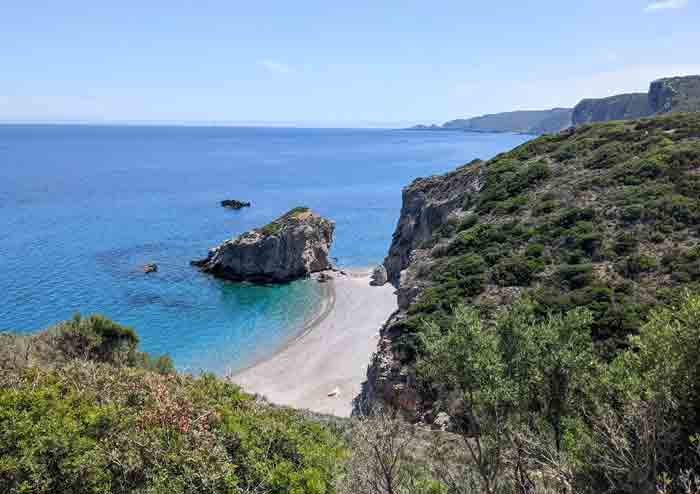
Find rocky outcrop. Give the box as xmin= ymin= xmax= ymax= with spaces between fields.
xmin=370 ymin=265 xmax=388 ymax=286
xmin=384 ymin=160 xmax=484 ymax=292
xmin=193 ymin=207 xmax=334 ymax=283
xmin=572 ymin=93 xmax=652 ymax=126
xmin=221 ymin=200 xmax=251 ymax=210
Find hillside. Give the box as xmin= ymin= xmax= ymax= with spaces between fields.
xmin=412 ymin=108 xmax=573 ymax=134
xmin=365 ymin=112 xmax=700 ymax=418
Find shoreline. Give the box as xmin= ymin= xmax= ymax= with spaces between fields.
xmin=231 ymin=276 xmax=337 ymax=377
xmin=231 ymin=268 xmax=397 ymax=417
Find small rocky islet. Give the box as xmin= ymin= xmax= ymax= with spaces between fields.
xmin=192 ymin=207 xmax=335 ymax=283
xmin=220 ymin=199 xmax=251 ymax=210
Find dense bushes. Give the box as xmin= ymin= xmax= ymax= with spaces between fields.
xmin=1 ymin=313 xmax=174 ymax=374
xmin=477 ymin=159 xmax=551 ymax=213
xmin=0 ymin=316 xmax=345 ymax=493
xmin=411 ymin=294 xmax=700 ymax=494
xmin=400 ymin=113 xmax=700 ymax=363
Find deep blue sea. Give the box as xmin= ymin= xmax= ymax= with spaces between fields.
xmin=0 ymin=125 xmax=531 ymax=374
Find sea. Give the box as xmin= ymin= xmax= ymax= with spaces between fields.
xmin=0 ymin=124 xmax=531 ymax=374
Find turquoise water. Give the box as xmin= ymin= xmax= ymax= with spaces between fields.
xmin=0 ymin=125 xmax=531 ymax=373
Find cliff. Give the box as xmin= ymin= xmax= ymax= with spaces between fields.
xmin=572 ymin=93 xmax=652 ymax=125
xmin=572 ymin=75 xmax=700 ymax=126
xmin=362 ymin=112 xmax=700 ymax=421
xmin=193 ymin=207 xmax=335 ymax=283
xmin=649 ymin=75 xmax=700 ymax=114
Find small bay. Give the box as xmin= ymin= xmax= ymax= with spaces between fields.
xmin=0 ymin=124 xmax=531 ymax=373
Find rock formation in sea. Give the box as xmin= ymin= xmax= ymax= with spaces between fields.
xmin=221 ymin=199 xmax=251 ymax=209
xmin=192 ymin=207 xmax=335 ymax=283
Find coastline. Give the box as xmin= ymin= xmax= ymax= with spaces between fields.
xmin=230 ymin=277 xmax=337 ymax=376
xmin=231 ymin=268 xmax=397 ymax=417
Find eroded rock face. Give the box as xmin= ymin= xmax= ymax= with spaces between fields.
xmin=649 ymin=75 xmax=700 ymax=114
xmin=383 ymin=160 xmax=485 ymax=291
xmin=193 ymin=208 xmax=334 ymax=283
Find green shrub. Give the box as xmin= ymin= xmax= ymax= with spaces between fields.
xmin=525 ymin=243 xmax=545 ymax=259
xmin=457 ymin=214 xmax=478 ymax=232
xmin=557 ymin=264 xmax=595 ymax=290
xmin=0 ymin=363 xmax=345 ymax=494
xmin=478 ymin=160 xmax=551 ymax=212
xmin=556 ymin=207 xmax=596 ymax=228
xmin=492 ymin=256 xmax=542 ymax=286
xmin=616 ymin=254 xmax=658 ymax=279
xmin=614 ymin=232 xmax=638 ymax=255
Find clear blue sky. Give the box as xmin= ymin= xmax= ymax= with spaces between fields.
xmin=2 ymin=1 xmax=699 ymax=126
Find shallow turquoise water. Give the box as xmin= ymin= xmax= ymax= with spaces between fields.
xmin=0 ymin=125 xmax=531 ymax=373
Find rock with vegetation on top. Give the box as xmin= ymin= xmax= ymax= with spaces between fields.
xmin=220 ymin=199 xmax=251 ymax=210
xmin=193 ymin=207 xmax=335 ymax=283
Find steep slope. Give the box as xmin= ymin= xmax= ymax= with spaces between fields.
xmin=363 ymin=112 xmax=700 ymax=419
xmin=572 ymin=93 xmax=652 ymax=125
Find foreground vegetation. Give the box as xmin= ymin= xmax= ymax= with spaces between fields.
xmin=343 ymin=293 xmax=700 ymax=494
xmin=4 ymin=296 xmax=700 ymax=493
xmin=0 ymin=316 xmax=344 ymax=493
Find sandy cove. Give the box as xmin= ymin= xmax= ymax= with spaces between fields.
xmin=231 ymin=269 xmax=397 ymax=417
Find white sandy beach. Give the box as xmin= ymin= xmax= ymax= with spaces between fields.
xmin=232 ymin=269 xmax=397 ymax=417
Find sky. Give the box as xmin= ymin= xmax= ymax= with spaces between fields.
xmin=1 ymin=1 xmax=699 ymax=127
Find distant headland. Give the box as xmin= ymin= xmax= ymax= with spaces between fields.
xmin=410 ymin=74 xmax=700 ymax=134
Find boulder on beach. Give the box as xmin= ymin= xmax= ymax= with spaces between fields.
xmin=192 ymin=207 xmax=335 ymax=283
xmin=370 ymin=264 xmax=388 ymax=286
xmin=315 ymin=272 xmax=333 ymax=283
xmin=220 ymin=199 xmax=251 ymax=210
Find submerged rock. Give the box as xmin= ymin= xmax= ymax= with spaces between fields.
xmin=220 ymin=199 xmax=251 ymax=210
xmin=193 ymin=207 xmax=335 ymax=283
xmin=142 ymin=263 xmax=158 ymax=274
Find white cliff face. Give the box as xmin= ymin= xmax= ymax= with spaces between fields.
xmin=193 ymin=208 xmax=335 ymax=283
